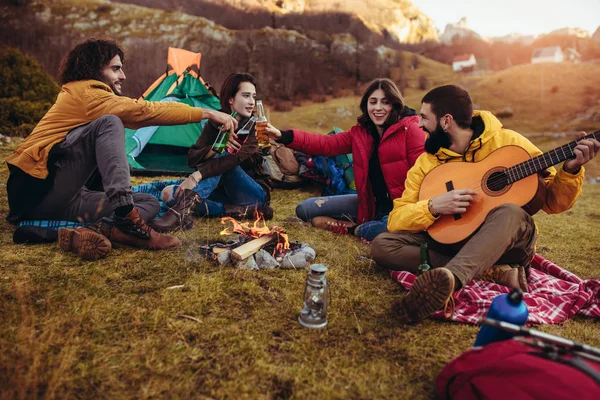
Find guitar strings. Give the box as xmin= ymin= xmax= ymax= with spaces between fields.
xmin=424 ymin=131 xmax=600 ymax=197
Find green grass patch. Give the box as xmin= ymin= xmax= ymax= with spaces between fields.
xmin=1 ymin=138 xmax=599 ymax=399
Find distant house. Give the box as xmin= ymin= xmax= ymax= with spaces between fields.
xmin=531 ymin=46 xmax=564 ymax=63
xmin=563 ymin=47 xmax=582 ymax=63
xmin=452 ymin=54 xmax=476 ymax=72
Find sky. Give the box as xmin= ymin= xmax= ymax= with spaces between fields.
xmin=412 ymin=0 xmax=600 ymax=37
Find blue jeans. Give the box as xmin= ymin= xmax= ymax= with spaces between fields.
xmin=171 ymin=161 xmax=266 ymax=218
xmin=295 ymin=194 xmax=389 ymax=242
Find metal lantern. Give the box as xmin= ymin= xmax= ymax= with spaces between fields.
xmin=298 ymin=264 xmax=329 ymax=329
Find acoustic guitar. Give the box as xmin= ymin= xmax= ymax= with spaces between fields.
xmin=419 ymin=130 xmax=600 ymax=244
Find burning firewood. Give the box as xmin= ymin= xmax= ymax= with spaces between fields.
xmin=220 ymin=212 xmax=290 ymax=260
xmin=231 ymin=234 xmax=278 ymax=261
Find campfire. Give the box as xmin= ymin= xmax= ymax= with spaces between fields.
xmin=199 ymin=210 xmax=316 ymax=270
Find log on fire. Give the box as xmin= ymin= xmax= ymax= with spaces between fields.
xmin=231 ymin=234 xmax=278 ymax=261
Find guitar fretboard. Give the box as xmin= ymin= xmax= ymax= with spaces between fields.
xmin=506 ymin=130 xmax=600 ymax=183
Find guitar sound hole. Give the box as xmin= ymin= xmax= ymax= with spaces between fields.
xmin=486 ymin=171 xmax=509 ymax=192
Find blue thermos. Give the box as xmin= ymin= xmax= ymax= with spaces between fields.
xmin=473 ymin=288 xmax=529 ymax=347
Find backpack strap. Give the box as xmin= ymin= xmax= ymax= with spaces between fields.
xmin=529 ymin=351 xmax=600 ymax=385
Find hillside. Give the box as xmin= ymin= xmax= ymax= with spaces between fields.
xmin=272 ymin=62 xmax=600 ymax=134
xmin=0 ymin=0 xmax=440 ymax=100
xmin=115 ymin=0 xmax=439 ymax=44
xmin=468 ymin=63 xmax=600 ymax=133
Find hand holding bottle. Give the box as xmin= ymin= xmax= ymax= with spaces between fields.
xmin=226 ymin=133 xmax=241 ymax=153
xmin=204 ymin=109 xmax=238 ymax=135
xmin=255 ymin=100 xmax=271 ymax=148
xmin=257 ymin=123 xmax=282 ymax=141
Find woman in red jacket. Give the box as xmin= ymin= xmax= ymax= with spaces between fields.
xmin=259 ymin=78 xmax=426 ymax=242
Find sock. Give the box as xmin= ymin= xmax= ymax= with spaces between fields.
xmin=114 ymin=204 xmax=134 ymax=218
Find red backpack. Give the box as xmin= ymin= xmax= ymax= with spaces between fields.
xmin=437 ymin=339 xmax=600 ymax=400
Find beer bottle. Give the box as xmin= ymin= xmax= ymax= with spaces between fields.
xmin=255 ymin=100 xmax=270 ymax=148
xmin=211 ymin=111 xmax=238 ymax=153
xmin=417 ymin=243 xmax=432 ymax=275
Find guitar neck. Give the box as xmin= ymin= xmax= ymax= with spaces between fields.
xmin=507 ymin=130 xmax=600 ymax=183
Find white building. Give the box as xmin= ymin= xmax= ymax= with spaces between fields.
xmin=531 ymin=46 xmax=564 ymax=63
xmin=452 ymin=54 xmax=476 ymax=72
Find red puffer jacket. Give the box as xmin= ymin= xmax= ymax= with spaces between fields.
xmin=288 ymin=114 xmax=426 ymax=223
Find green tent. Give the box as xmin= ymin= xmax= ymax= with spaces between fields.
xmin=125 ymin=47 xmax=221 ymax=175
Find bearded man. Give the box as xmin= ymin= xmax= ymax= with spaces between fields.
xmin=371 ymin=84 xmax=599 ymax=323
xmin=5 ymin=39 xmax=237 ymax=259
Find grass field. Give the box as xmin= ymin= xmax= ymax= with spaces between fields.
xmin=1 ymin=132 xmax=600 ymax=399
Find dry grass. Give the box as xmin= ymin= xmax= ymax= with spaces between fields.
xmin=467 ymin=63 xmax=600 ymax=133
xmin=1 ymin=134 xmax=600 ymax=399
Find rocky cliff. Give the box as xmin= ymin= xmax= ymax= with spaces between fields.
xmin=115 ymin=0 xmax=439 ymax=44
xmin=1 ymin=0 xmax=424 ymax=97
xmin=439 ymin=17 xmax=482 ymax=44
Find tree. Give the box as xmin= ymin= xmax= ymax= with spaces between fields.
xmin=0 ymin=48 xmax=59 ymax=137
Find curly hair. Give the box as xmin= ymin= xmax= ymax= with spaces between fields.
xmin=58 ymin=39 xmax=125 ymax=85
xmin=357 ymin=78 xmax=405 ymax=134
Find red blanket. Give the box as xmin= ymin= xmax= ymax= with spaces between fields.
xmin=390 ymin=254 xmax=600 ymax=324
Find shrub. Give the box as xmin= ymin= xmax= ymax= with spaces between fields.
xmin=0 ymin=47 xmax=59 ymax=137
xmin=410 ymin=53 xmax=420 ymax=69
xmin=274 ymin=100 xmax=293 ymax=112
xmin=311 ymin=94 xmax=327 ymax=103
xmin=418 ymin=75 xmax=429 ymax=90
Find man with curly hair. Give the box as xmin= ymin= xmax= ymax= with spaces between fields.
xmin=5 ymin=38 xmax=237 ymax=260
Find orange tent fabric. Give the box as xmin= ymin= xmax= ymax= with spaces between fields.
xmin=140 ymin=47 xmax=205 ymax=99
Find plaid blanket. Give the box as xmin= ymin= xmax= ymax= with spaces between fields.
xmin=390 ymin=254 xmax=600 ymax=325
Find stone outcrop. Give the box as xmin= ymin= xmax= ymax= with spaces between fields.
xmin=439 ymin=17 xmax=482 ymax=44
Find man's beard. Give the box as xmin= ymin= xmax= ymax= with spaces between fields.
xmin=424 ymin=121 xmax=451 ymax=154
xmin=108 ymin=82 xmax=122 ymax=96
xmin=101 ymin=77 xmax=123 ymax=96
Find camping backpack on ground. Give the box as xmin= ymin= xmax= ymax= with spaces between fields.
xmin=301 ymin=127 xmax=356 ymax=196
xmin=437 ymin=339 xmax=600 ymax=400
xmin=262 ymin=142 xmax=306 ymax=189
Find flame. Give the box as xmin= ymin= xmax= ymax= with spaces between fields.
xmin=220 ymin=208 xmax=290 ymax=255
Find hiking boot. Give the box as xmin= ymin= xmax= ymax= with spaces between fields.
xmin=393 ymin=268 xmax=456 ymax=323
xmin=311 ymin=216 xmax=357 ymax=235
xmin=477 ymin=264 xmax=529 ymax=292
xmin=58 ymin=226 xmax=112 ymax=260
xmin=223 ymin=204 xmax=274 ymax=220
xmin=148 ymin=189 xmax=201 ymax=233
xmin=98 ymin=208 xmax=181 ymax=250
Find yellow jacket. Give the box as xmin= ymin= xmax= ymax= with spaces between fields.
xmin=5 ymin=80 xmax=205 ymax=179
xmin=387 ymin=110 xmax=584 ymax=232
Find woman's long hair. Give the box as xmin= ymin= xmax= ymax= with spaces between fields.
xmin=219 ymin=73 xmax=257 ymax=113
xmin=357 ymin=78 xmax=405 ymax=136
xmin=58 ymin=39 xmax=124 ymax=85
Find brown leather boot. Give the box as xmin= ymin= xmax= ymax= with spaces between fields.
xmin=224 ymin=204 xmax=274 ymax=220
xmin=477 ymin=264 xmax=529 ymax=292
xmin=311 ymin=216 xmax=357 ymax=235
xmin=96 ymin=208 xmax=181 ymax=250
xmin=393 ymin=268 xmax=456 ymax=323
xmin=148 ymin=189 xmax=201 ymax=233
xmin=58 ymin=226 xmax=112 ymax=260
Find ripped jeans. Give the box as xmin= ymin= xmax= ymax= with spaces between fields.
xmin=295 ymin=194 xmax=389 ymax=242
